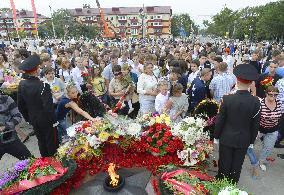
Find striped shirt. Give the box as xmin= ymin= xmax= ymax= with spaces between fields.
xmin=259 ymin=99 xmax=282 ymax=133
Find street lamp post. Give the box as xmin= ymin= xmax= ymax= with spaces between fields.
xmin=3 ymin=13 xmax=12 ymax=45
xmin=249 ymin=25 xmax=253 ymax=43
xmin=139 ymin=6 xmax=145 ymax=39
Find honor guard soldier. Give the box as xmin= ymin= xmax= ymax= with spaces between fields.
xmin=18 ymin=54 xmax=58 ymax=157
xmin=214 ymin=64 xmax=261 ymax=184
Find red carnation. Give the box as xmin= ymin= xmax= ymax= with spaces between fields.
xmin=153 ymin=132 xmax=160 ymax=138
xmin=146 ymin=137 xmax=152 ymax=143
xmin=162 ymin=136 xmax=168 ymax=143
xmin=151 ymin=148 xmax=160 ymax=153
xmin=157 ymin=140 xmax=163 ymax=147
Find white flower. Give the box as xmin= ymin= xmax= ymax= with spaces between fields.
xmin=127 ymin=123 xmax=142 ymax=138
xmin=67 ymin=126 xmax=77 ymax=137
xmin=183 ymin=117 xmax=195 ymax=125
xmin=218 ymin=187 xmax=248 ymax=195
xmin=196 ymin=117 xmax=205 ymax=128
xmin=86 ymin=134 xmax=102 ymax=149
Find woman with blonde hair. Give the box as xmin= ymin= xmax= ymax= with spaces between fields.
xmin=56 ymin=84 xmax=96 ymax=143
xmin=58 ymin=57 xmax=72 ymax=83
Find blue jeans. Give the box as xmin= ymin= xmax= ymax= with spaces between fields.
xmin=259 ymin=131 xmax=278 ymax=163
xmin=57 ymin=119 xmax=68 ymax=143
xmin=247 ymin=147 xmax=258 ymax=166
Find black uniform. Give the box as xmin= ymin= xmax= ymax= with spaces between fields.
xmin=214 ymin=90 xmax=260 ymax=183
xmin=18 ymin=74 xmax=58 ymax=157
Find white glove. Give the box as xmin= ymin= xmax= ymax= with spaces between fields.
xmin=214 ymin=138 xmax=219 ymax=144
xmin=53 ymin=121 xmax=59 ymax=128
xmin=249 ymin=144 xmax=254 ymax=149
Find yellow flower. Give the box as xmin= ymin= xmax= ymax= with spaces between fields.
xmin=155 ymin=116 xmax=162 ymax=124
xmin=164 ymin=117 xmax=171 ymax=125
xmin=112 ymin=133 xmax=119 ymax=139
xmin=52 ymin=85 xmax=60 ymax=93
xmin=99 ymin=131 xmax=110 ymax=142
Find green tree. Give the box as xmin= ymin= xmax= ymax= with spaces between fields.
xmin=203 ymin=1 xmax=284 ymax=41
xmin=38 ymin=9 xmax=98 ymax=39
xmin=171 ymin=14 xmax=197 ymax=37
xmin=203 ymin=7 xmax=237 ymax=38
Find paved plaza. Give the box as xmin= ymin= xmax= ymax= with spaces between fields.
xmin=1 ymin=122 xmax=284 ymax=194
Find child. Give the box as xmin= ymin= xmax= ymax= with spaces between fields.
xmin=89 ymin=65 xmax=108 ymax=104
xmin=164 ymin=83 xmax=189 ymax=123
xmin=121 ymin=64 xmax=137 ymax=114
xmin=187 ymin=59 xmax=200 ymax=87
xmin=155 ymin=80 xmax=169 ymax=114
xmin=42 ymin=67 xmax=65 ymax=105
xmin=56 ymin=84 xmax=96 ymax=143
xmin=131 ymin=54 xmax=144 ymax=76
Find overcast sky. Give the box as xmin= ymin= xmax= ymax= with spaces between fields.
xmin=0 ymin=0 xmax=277 ymax=25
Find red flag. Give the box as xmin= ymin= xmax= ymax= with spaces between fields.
xmin=31 ymin=0 xmax=38 ymax=33
xmin=10 ymin=0 xmax=19 ymax=32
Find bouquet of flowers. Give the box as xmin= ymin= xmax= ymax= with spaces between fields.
xmin=81 ymin=71 xmax=89 ymax=83
xmin=172 ymin=117 xmax=212 ymax=166
xmin=137 ymin=113 xmax=171 ymax=129
xmin=141 ymin=114 xmax=183 ymax=156
xmin=260 ymin=76 xmax=274 ymax=89
xmin=0 ymin=157 xmax=70 ymax=194
xmin=155 ymin=166 xmax=248 ymax=195
xmin=193 ymin=99 xmax=219 ymax=140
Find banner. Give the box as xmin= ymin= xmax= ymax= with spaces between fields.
xmin=31 ymin=0 xmax=38 ymax=35
xmin=10 ymin=0 xmax=19 ymax=33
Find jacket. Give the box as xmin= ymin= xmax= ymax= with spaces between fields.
xmin=214 ymin=90 xmax=261 ymax=148
xmin=17 ymin=74 xmax=56 ymax=129
xmin=0 ymin=95 xmax=22 ymax=144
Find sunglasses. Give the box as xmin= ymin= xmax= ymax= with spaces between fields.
xmin=267 ymin=93 xmax=278 ymax=97
xmin=114 ymin=72 xmax=122 ymax=76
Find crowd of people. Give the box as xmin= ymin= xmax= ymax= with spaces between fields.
xmin=0 ymin=38 xmax=284 ymax=184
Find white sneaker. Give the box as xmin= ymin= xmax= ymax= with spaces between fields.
xmin=259 ymin=164 xmax=267 ymax=171
xmin=128 ymin=108 xmax=134 ymax=114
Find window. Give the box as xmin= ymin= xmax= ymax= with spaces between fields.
xmin=111 ymin=17 xmax=113 ymax=20
xmin=153 ymin=22 xmax=162 ymax=26
xmin=131 ymin=22 xmax=138 ymax=26
xmin=131 ymin=28 xmax=138 ymax=35
xmin=150 ymin=16 xmax=154 ymax=19
xmin=154 ymin=15 xmax=162 ymax=19
xmin=118 ymin=16 xmax=126 ymax=20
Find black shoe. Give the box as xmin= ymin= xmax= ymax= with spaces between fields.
xmin=274 ymin=143 xmax=284 ymax=148
xmin=277 ymin=154 xmax=284 ymax=159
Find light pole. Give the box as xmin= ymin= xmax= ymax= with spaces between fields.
xmin=249 ymin=25 xmax=253 ymax=42
xmin=139 ymin=5 xmax=145 ymax=39
xmin=3 ymin=13 xmax=12 ymax=45
xmin=49 ymin=5 xmax=57 ymax=39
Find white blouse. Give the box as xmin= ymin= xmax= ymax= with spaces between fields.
xmin=137 ymin=73 xmax=158 ymax=101
xmin=59 ymin=68 xmax=72 ymax=83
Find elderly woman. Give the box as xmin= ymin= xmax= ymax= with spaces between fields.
xmin=137 ymin=62 xmax=158 ymax=114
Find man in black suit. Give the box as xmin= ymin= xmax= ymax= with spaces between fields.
xmin=18 ymin=55 xmax=58 ymax=157
xmin=214 ymin=64 xmax=261 ymax=184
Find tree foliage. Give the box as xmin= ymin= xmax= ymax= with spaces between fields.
xmin=171 ymin=14 xmax=197 ymax=37
xmin=203 ymin=1 xmax=284 ymax=41
xmin=38 ymin=9 xmax=98 ymax=39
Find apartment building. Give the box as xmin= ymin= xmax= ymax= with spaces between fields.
xmin=68 ymin=6 xmax=172 ymax=38
xmin=0 ymin=9 xmax=49 ymax=37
